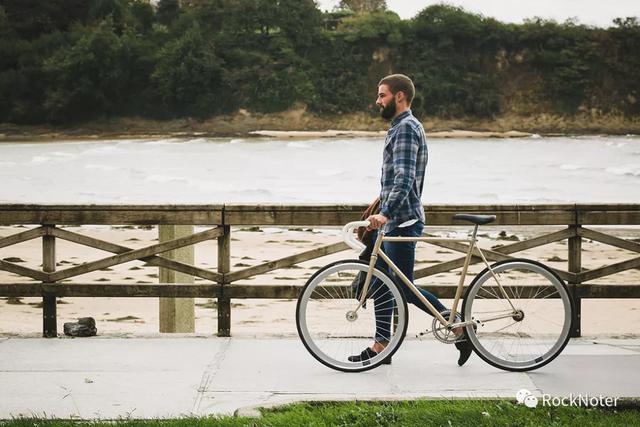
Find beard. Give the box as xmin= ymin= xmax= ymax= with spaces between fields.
xmin=379 ymin=100 xmax=397 ymax=120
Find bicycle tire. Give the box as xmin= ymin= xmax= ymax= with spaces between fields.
xmin=462 ymin=258 xmax=573 ymax=372
xmin=296 ymin=259 xmax=409 ymax=372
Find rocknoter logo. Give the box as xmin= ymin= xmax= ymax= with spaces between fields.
xmin=516 ymin=389 xmax=620 ymax=408
xmin=516 ymin=389 xmax=539 ymax=408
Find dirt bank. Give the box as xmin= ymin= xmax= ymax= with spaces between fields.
xmin=1 ymin=109 xmax=639 ymax=141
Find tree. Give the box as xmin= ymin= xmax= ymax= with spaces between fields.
xmin=1 ymin=0 xmax=90 ymax=39
xmin=129 ymin=0 xmax=155 ymax=34
xmin=157 ymin=0 xmax=180 ymax=26
xmin=338 ymin=0 xmax=386 ymax=14
xmin=337 ymin=10 xmax=403 ymax=44
xmin=151 ymin=23 xmax=224 ymax=117
xmin=42 ymin=19 xmax=147 ymax=122
xmin=276 ymin=0 xmax=322 ymax=50
xmin=88 ymin=0 xmax=131 ymax=33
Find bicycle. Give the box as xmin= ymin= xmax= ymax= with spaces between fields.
xmin=296 ymin=214 xmax=574 ymax=372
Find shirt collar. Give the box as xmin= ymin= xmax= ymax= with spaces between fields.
xmin=391 ymin=109 xmax=412 ymax=127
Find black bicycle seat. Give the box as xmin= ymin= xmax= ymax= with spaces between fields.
xmin=452 ymin=214 xmax=497 ymax=225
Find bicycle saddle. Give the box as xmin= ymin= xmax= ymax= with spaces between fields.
xmin=452 ymin=214 xmax=497 ymax=225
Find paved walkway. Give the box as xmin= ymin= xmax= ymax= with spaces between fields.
xmin=0 ymin=336 xmax=639 ymax=419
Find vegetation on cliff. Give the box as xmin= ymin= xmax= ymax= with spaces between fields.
xmin=1 ymin=0 xmax=639 ymax=127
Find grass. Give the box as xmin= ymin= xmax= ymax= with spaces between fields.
xmin=1 ymin=399 xmax=639 ymax=427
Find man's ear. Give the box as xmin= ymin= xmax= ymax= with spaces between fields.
xmin=395 ymin=91 xmax=405 ymax=104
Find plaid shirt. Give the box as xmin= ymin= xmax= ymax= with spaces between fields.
xmin=379 ymin=109 xmax=427 ymax=233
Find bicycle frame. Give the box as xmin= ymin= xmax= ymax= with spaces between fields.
xmin=354 ymin=224 xmax=518 ymax=329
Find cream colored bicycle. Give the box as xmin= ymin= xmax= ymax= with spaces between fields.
xmin=296 ymin=214 xmax=573 ymax=372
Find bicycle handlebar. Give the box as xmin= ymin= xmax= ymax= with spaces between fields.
xmin=341 ymin=221 xmax=370 ymax=252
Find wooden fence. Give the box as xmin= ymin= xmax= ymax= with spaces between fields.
xmin=1 ymin=204 xmax=639 ymax=338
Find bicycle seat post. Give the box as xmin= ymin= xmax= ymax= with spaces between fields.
xmin=471 ymin=224 xmax=479 ymax=241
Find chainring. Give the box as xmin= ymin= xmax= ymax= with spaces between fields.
xmin=431 ymin=309 xmax=461 ymax=344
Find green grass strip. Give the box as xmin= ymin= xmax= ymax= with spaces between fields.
xmin=1 ymin=399 xmax=639 ymax=427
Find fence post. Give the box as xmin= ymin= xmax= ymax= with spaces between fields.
xmin=568 ymin=224 xmax=582 ymax=338
xmin=159 ymin=225 xmax=195 ymax=333
xmin=42 ymin=225 xmax=57 ymax=338
xmin=217 ymin=225 xmax=231 ymax=337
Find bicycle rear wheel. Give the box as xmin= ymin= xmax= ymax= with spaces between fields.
xmin=462 ymin=259 xmax=573 ymax=372
xmin=296 ymin=260 xmax=408 ymax=372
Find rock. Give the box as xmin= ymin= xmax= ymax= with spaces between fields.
xmin=2 ymin=257 xmax=26 ymax=263
xmin=240 ymin=226 xmax=262 ymax=232
xmin=64 ymin=317 xmax=97 ymax=337
xmin=497 ymin=231 xmax=520 ymax=241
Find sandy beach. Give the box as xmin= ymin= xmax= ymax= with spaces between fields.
xmin=249 ymin=129 xmax=533 ymax=138
xmin=1 ymin=224 xmax=639 ymax=339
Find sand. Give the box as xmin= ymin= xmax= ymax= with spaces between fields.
xmin=249 ymin=129 xmax=532 ymax=138
xmin=0 ymin=224 xmax=638 ymax=339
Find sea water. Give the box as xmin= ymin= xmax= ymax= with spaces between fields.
xmin=1 ymin=136 xmax=638 ymax=204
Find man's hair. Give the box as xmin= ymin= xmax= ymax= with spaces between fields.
xmin=378 ymin=74 xmax=415 ymax=105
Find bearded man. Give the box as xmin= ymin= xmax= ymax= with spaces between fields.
xmin=348 ymin=74 xmax=473 ymax=367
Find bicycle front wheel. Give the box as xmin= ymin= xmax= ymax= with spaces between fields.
xmin=462 ymin=259 xmax=573 ymax=372
xmin=296 ymin=260 xmax=408 ymax=372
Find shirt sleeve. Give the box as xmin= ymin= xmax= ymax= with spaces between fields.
xmin=380 ymin=123 xmax=419 ymax=219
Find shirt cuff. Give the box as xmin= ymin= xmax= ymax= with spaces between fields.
xmin=379 ymin=206 xmax=392 ymax=218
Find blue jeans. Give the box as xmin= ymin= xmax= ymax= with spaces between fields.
xmin=370 ymin=221 xmax=447 ymax=342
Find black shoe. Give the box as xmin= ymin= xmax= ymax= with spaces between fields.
xmin=455 ymin=339 xmax=473 ymax=366
xmin=347 ymin=347 xmax=392 ymax=365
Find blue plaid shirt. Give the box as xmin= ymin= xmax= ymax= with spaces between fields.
xmin=379 ymin=109 xmax=427 ymax=232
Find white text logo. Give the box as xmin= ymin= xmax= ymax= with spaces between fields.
xmin=516 ymin=389 xmax=619 ymax=408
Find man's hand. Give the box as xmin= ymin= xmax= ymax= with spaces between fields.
xmin=366 ymin=214 xmax=388 ymax=230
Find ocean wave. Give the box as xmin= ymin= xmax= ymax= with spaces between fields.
xmin=477 ymin=192 xmax=499 ymax=200
xmin=229 ymin=139 xmax=245 ymax=144
xmin=31 ymin=156 xmax=50 ymax=163
xmin=604 ymin=141 xmax=628 ymax=148
xmin=559 ymin=164 xmax=585 ymax=170
xmin=0 ymin=161 xmax=17 ymax=167
xmin=222 ymin=188 xmax=273 ymax=196
xmin=82 ymin=145 xmax=127 ymax=155
xmin=51 ymin=151 xmax=77 ymax=158
xmin=85 ymin=164 xmax=121 ymax=171
xmin=144 ymin=174 xmax=189 ymax=183
xmin=510 ymin=195 xmax=561 ymax=203
xmin=316 ymin=169 xmax=346 ymax=177
xmin=143 ymin=140 xmax=175 ymax=146
xmin=184 ymin=138 xmax=210 ymax=144
xmin=287 ymin=141 xmax=311 ymax=149
xmin=605 ymin=165 xmax=640 ymax=177
xmin=187 ymin=179 xmax=273 ymax=197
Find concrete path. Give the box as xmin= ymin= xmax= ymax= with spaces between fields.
xmin=0 ymin=336 xmax=638 ymax=419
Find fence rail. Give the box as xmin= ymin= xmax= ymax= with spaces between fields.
xmin=1 ymin=203 xmax=639 ymax=337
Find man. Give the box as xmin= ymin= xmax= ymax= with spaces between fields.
xmin=348 ymin=74 xmax=472 ymax=366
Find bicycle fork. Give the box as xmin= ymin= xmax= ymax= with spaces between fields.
xmin=352 ymin=229 xmax=385 ymax=313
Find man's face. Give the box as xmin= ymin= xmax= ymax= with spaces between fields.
xmin=376 ymin=84 xmax=397 ymax=120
